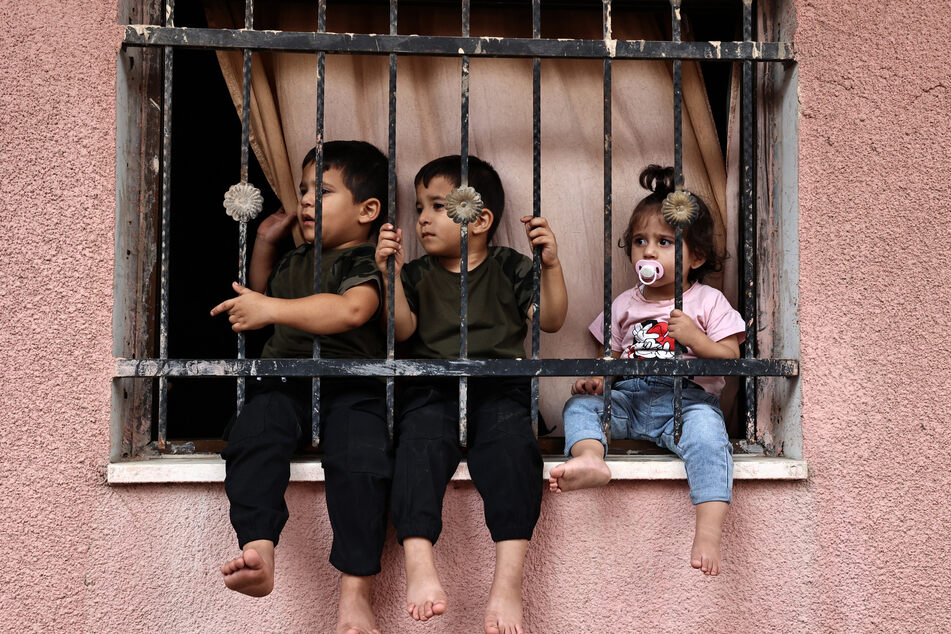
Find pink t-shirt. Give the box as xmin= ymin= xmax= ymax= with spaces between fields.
xmin=588 ymin=283 xmax=746 ymax=397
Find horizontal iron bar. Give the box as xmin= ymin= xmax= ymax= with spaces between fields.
xmin=116 ymin=357 xmax=798 ymax=378
xmin=123 ymin=26 xmax=793 ymax=61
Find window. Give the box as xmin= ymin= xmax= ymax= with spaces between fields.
xmin=113 ymin=0 xmax=802 ymax=480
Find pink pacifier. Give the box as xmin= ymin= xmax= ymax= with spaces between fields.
xmin=635 ymin=260 xmax=664 ymax=285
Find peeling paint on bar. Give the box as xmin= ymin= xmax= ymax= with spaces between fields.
xmin=115 ymin=357 xmax=799 ymax=378
xmin=122 ymin=27 xmax=795 ymax=61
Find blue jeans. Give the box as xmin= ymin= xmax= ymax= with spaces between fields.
xmin=562 ymin=376 xmax=733 ymax=504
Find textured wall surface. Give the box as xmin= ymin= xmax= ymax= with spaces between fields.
xmin=1 ymin=0 xmax=950 ymax=632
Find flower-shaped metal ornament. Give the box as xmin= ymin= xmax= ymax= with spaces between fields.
xmin=445 ymin=186 xmax=484 ymax=224
xmin=223 ymin=182 xmax=264 ymax=223
xmin=661 ymin=189 xmax=699 ymax=228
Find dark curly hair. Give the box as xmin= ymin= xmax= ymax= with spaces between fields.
xmin=617 ymin=165 xmax=724 ymax=283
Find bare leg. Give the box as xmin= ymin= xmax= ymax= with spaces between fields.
xmin=220 ymin=539 xmax=275 ymax=597
xmin=484 ymin=539 xmax=528 ymax=634
xmin=403 ymin=537 xmax=447 ymax=622
xmin=336 ymin=574 xmax=382 ymax=634
xmin=548 ymin=439 xmax=612 ymax=493
xmin=691 ymin=501 xmax=728 ymax=576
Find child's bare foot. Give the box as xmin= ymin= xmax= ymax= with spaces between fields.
xmin=548 ymin=440 xmax=611 ymax=493
xmin=336 ymin=574 xmax=382 ymax=634
xmin=403 ymin=537 xmax=447 ymax=622
xmin=221 ymin=539 xmax=275 ymax=596
xmin=484 ymin=539 xmax=528 ymax=634
xmin=483 ymin=580 xmax=523 ymax=634
xmin=691 ymin=501 xmax=728 ymax=576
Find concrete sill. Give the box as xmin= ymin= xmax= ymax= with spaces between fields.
xmin=108 ymin=454 xmax=806 ymax=484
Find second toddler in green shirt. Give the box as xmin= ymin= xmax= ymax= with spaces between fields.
xmin=375 ymin=154 xmax=567 ymax=634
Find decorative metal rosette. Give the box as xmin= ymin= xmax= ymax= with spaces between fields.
xmin=661 ymin=189 xmax=699 ymax=228
xmin=223 ymin=182 xmax=264 ymax=223
xmin=445 ymin=186 xmax=484 ymax=224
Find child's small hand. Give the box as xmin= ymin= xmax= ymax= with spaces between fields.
xmin=256 ymin=207 xmax=296 ymax=245
xmin=375 ymin=224 xmax=404 ymax=277
xmin=570 ymin=377 xmax=604 ymax=395
xmin=210 ymin=282 xmax=274 ymax=332
xmin=521 ymin=216 xmax=561 ymax=269
xmin=667 ymin=309 xmax=702 ymax=350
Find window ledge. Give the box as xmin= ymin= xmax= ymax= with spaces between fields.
xmin=107 ymin=454 xmax=806 ymax=484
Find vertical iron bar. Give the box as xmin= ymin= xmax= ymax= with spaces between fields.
xmin=671 ymin=0 xmax=684 ymax=443
xmin=601 ymin=0 xmax=613 ymax=442
xmin=157 ymin=0 xmax=175 ymax=449
xmin=386 ymin=0 xmax=398 ymax=441
xmin=458 ymin=0 xmax=471 ymax=447
xmin=741 ymin=0 xmax=758 ymax=443
xmin=235 ymin=0 xmax=254 ymax=417
xmin=530 ymin=0 xmax=541 ymax=437
xmin=312 ymin=0 xmax=326 ymax=447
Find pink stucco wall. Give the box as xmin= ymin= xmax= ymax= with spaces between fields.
xmin=2 ymin=1 xmax=950 ymax=631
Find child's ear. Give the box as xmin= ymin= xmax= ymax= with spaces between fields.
xmin=470 ymin=207 xmax=495 ymax=237
xmin=689 ymin=250 xmax=707 ymax=270
xmin=358 ymin=198 xmax=382 ymax=225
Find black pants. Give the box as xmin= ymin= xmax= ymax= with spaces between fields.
xmin=222 ymin=377 xmax=393 ymax=576
xmin=390 ymin=378 xmax=543 ymax=545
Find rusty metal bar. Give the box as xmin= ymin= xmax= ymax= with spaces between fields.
xmin=671 ymin=0 xmax=684 ymax=444
xmin=235 ymin=0 xmax=254 ymax=417
xmin=741 ymin=0 xmax=758 ymax=443
xmin=157 ymin=0 xmax=175 ymax=449
xmin=601 ymin=0 xmax=613 ymax=443
xmin=123 ymin=27 xmax=795 ymax=62
xmin=530 ymin=0 xmax=541 ymax=436
xmin=117 ymin=357 xmax=800 ymax=378
xmin=386 ymin=0 xmax=398 ymax=441
xmin=458 ymin=0 xmax=471 ymax=447
xmin=311 ymin=0 xmax=327 ymax=447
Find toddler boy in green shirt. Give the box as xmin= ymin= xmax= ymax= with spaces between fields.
xmin=375 ymin=155 xmax=568 ymax=634
xmin=212 ymin=140 xmax=391 ymax=634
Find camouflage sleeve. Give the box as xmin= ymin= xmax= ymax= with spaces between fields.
xmin=335 ymin=244 xmax=382 ymax=296
xmin=495 ymin=247 xmax=534 ymax=318
xmin=266 ymin=244 xmax=304 ymax=298
xmin=400 ymin=256 xmax=426 ymax=315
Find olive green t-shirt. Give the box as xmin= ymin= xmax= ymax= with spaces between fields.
xmin=260 ymin=243 xmax=384 ymax=359
xmin=401 ymin=246 xmax=533 ymax=359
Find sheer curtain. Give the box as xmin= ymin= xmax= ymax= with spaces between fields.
xmin=206 ymin=0 xmax=740 ymax=431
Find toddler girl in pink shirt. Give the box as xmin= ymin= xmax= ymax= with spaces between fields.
xmin=549 ymin=165 xmax=745 ymax=576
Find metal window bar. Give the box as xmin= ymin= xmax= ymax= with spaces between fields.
xmin=741 ymin=0 xmax=758 ymax=444
xmin=235 ymin=0 xmax=254 ymax=419
xmin=671 ymin=0 xmax=685 ymax=443
xmin=530 ymin=0 xmax=541 ymax=437
xmin=601 ymin=0 xmax=614 ymax=443
xmin=457 ymin=0 xmax=471 ymax=447
xmin=126 ymin=28 xmax=791 ymax=60
xmin=312 ymin=0 xmax=327 ymax=446
xmin=386 ymin=0 xmax=398 ymax=441
xmin=124 ymin=1 xmax=799 ymax=456
xmin=156 ymin=0 xmax=175 ymax=449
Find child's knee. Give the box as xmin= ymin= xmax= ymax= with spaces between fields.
xmin=562 ymin=394 xmax=604 ymax=423
xmin=680 ymin=400 xmax=728 ymax=444
xmin=562 ymin=395 xmax=612 ymax=455
xmin=226 ymin=390 xmax=302 ymax=446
